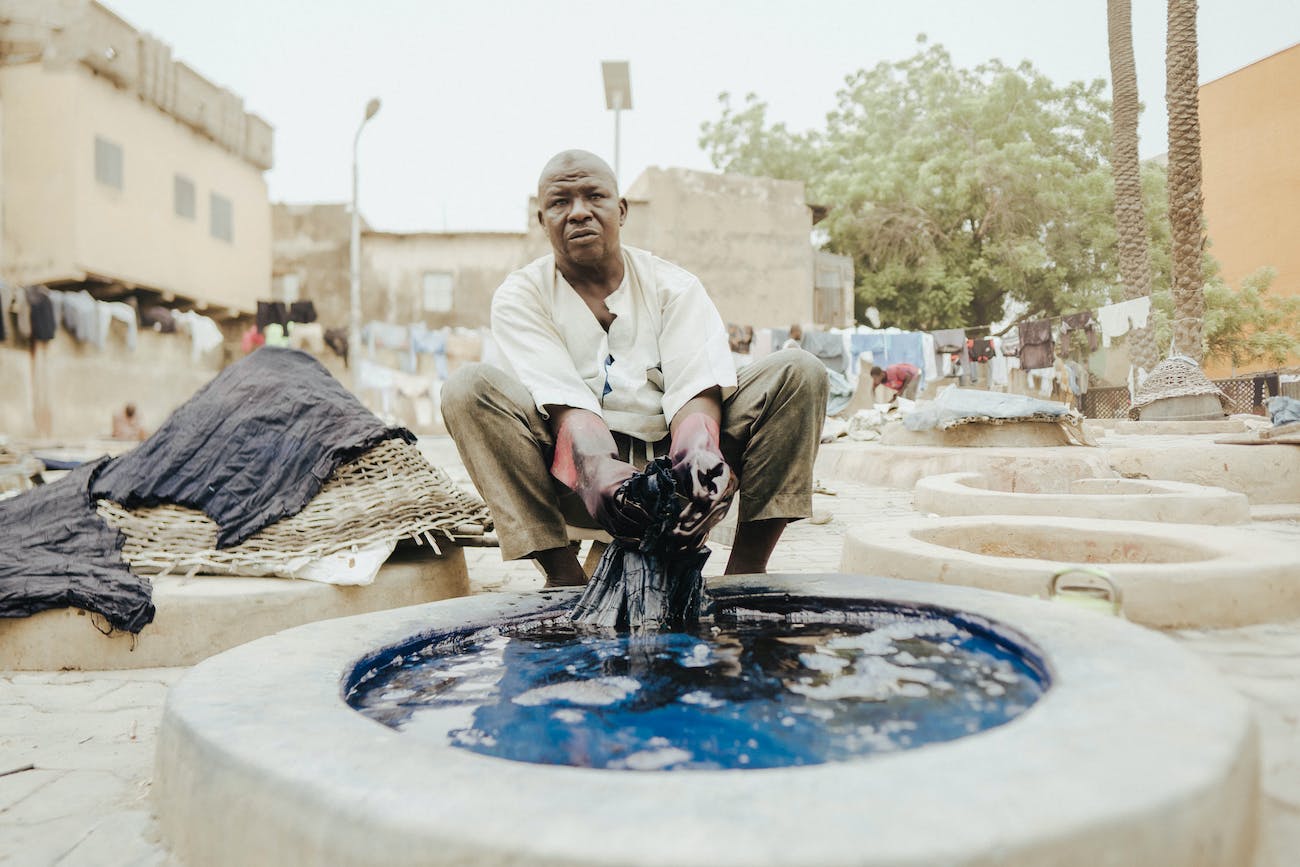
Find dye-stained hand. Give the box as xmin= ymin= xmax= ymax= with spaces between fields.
xmin=666 ymin=413 xmax=737 ymax=551
xmin=550 ymin=409 xmax=655 ymax=543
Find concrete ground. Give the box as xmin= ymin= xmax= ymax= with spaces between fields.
xmin=1 ymin=435 xmax=1297 ymax=866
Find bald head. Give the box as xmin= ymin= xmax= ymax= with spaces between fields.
xmin=537 ymin=149 xmax=618 ymax=198
xmin=535 ymin=149 xmax=627 ymax=273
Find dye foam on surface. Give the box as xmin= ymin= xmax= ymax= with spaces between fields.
xmin=348 ymin=601 xmax=1047 ymax=771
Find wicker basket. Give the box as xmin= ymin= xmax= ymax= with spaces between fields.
xmin=1129 ymin=356 xmax=1230 ymax=420
xmin=98 ymin=438 xmax=490 ymax=576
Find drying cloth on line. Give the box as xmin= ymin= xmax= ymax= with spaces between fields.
xmin=930 ymin=328 xmax=966 ymax=353
xmin=1017 ymin=319 xmax=1055 ymax=370
xmin=174 ymin=311 xmax=225 ymax=362
xmin=1096 ymin=297 xmax=1151 ymax=347
xmin=0 ymin=459 xmax=155 ymax=633
xmin=801 ymin=330 xmax=850 ymax=374
xmin=1060 ymin=310 xmax=1099 ymax=353
xmin=288 ymin=300 xmax=317 ymax=324
xmin=141 ymin=306 xmax=176 ymax=333
xmin=100 ymin=301 xmax=139 ymax=351
xmin=90 ymin=347 xmax=415 ymax=549
xmin=570 ymin=459 xmax=710 ymax=633
xmin=27 ymin=286 xmax=56 ymax=342
xmin=256 ymin=301 xmax=289 ymax=331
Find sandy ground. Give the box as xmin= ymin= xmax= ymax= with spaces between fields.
xmin=1 ymin=436 xmax=1297 ymax=866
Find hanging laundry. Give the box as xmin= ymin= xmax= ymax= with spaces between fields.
xmin=1000 ymin=328 xmax=1020 ymax=358
xmin=929 ymin=328 xmax=966 ymax=353
xmin=288 ymin=300 xmax=317 ymax=324
xmin=174 ymin=311 xmax=225 ymax=362
xmin=1060 ymin=310 xmax=1099 ymax=354
xmin=263 ymin=322 xmax=290 ymax=348
xmin=363 ymin=321 xmax=410 ymax=354
xmin=256 ymin=301 xmax=289 ymax=332
xmin=99 ymin=301 xmax=139 ymax=351
xmin=1096 ymin=297 xmax=1151 ymax=347
xmin=920 ymin=332 xmax=939 ymax=383
xmin=26 ymin=286 xmax=56 ymax=342
xmin=287 ymin=322 xmax=326 ymax=354
xmin=802 ymin=330 xmax=850 ymax=373
xmin=0 ymin=283 xmax=11 ymax=341
xmin=988 ymin=338 xmax=1009 ymax=389
xmin=1017 ymin=319 xmax=1055 ymax=370
xmin=12 ymin=283 xmax=31 ymax=339
xmin=241 ymin=325 xmax=265 ymax=354
xmin=969 ymin=337 xmax=995 ymax=362
xmin=141 ymin=306 xmax=176 ymax=333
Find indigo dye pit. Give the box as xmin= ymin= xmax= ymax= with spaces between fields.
xmin=347 ymin=597 xmax=1048 ymax=771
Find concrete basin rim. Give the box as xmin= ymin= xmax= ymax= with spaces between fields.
xmin=919 ymin=470 xmax=1243 ymax=499
xmin=156 ymin=573 xmax=1255 ymax=865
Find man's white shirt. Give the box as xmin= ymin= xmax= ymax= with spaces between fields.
xmin=491 ymin=246 xmax=737 ymax=442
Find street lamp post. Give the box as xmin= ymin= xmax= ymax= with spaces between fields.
xmin=600 ymin=62 xmax=631 ymax=183
xmin=349 ymin=97 xmax=381 ymax=368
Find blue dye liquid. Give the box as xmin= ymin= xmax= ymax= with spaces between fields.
xmin=348 ymin=601 xmax=1047 ymax=771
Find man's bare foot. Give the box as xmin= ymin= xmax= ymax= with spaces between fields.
xmin=535 ymin=545 xmax=587 ymax=588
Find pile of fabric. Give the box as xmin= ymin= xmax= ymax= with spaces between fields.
xmin=0 ymin=348 xmax=490 ymax=633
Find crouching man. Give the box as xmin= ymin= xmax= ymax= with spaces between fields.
xmin=442 ymin=150 xmax=827 ymax=587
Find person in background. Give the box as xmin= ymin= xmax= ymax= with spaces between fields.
xmin=871 ymin=363 xmax=920 ymax=401
xmin=111 ymin=403 xmax=148 ymax=442
xmin=781 ymin=323 xmax=803 ymax=351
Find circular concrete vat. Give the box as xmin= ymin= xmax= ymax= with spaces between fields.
xmin=914 ymin=472 xmax=1251 ymax=524
xmin=155 ymin=574 xmax=1257 ymax=867
xmin=1112 ymin=419 xmax=1247 ymax=435
xmin=815 ymin=441 xmax=1115 ymax=491
xmin=0 ymin=549 xmax=469 ymax=670
xmin=841 ymin=517 xmax=1299 ymax=628
xmin=1104 ymin=442 xmax=1300 ymax=505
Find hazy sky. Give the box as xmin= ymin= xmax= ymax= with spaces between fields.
xmin=107 ymin=0 xmax=1300 ymax=233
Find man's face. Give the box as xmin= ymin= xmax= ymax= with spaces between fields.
xmin=537 ymin=163 xmax=626 ymax=268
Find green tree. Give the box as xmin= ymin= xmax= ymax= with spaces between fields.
xmin=1150 ymin=267 xmax=1300 ymax=370
xmin=700 ymin=40 xmax=1140 ymax=330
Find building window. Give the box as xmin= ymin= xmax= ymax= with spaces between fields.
xmin=94 ymin=136 xmax=123 ymax=189
xmin=174 ymin=175 xmax=196 ymax=219
xmin=210 ymin=193 xmax=233 ymax=242
xmin=422 ymin=271 xmax=454 ymax=312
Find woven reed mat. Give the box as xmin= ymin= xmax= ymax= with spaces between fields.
xmin=97 ymin=438 xmax=491 ymax=576
xmin=1129 ymin=356 xmax=1230 ymax=419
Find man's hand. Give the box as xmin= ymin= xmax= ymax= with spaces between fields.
xmin=666 ymin=412 xmax=737 ymax=551
xmin=550 ymin=408 xmax=653 ymax=543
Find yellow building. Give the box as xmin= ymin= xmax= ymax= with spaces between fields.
xmin=1200 ymin=42 xmax=1300 ymax=377
xmin=0 ymin=0 xmax=273 ymax=315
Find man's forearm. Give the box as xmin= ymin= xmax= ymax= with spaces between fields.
xmin=670 ymin=387 xmax=723 ymax=439
xmin=547 ymin=406 xmax=618 ymax=489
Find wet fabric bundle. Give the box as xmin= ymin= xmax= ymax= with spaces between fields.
xmin=569 ymin=459 xmax=710 ymax=633
xmin=0 ymin=459 xmax=154 ymax=632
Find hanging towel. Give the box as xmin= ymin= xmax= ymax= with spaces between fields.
xmin=930 ymin=329 xmax=966 ymax=353
xmin=1096 ymin=297 xmax=1151 ymax=347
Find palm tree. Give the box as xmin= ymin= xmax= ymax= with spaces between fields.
xmin=1165 ymin=0 xmax=1205 ymax=361
xmin=1106 ymin=0 xmax=1158 ymax=371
